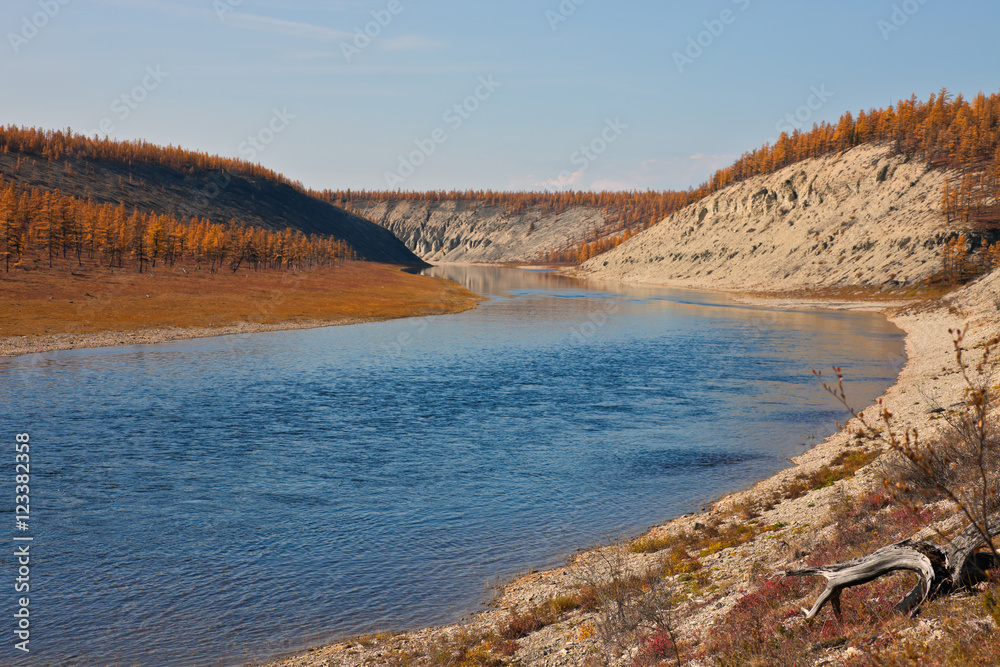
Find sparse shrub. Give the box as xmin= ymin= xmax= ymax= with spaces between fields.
xmin=732 ymin=497 xmax=760 ymax=520
xmin=885 ymin=405 xmax=1000 ymax=513
xmin=631 ymin=534 xmax=674 ymax=554
xmin=819 ymin=331 xmax=999 ymax=564
xmin=498 ymin=610 xmax=544 ymax=640
xmin=400 ymin=629 xmax=510 ymax=667
xmin=662 ymin=547 xmax=701 ymax=577
xmin=490 ymin=639 xmax=519 ymax=657
xmin=983 ymin=588 xmax=1000 ymax=628
xmin=496 ymin=590 xmax=596 ymax=643
xmin=575 ymin=585 xmax=601 ymax=612
xmin=576 ymin=549 xmax=682 ymax=663
xmin=540 ymin=594 xmax=582 ymax=617
xmin=633 ymin=629 xmax=679 ymax=667
xmin=807 ymin=492 xmax=936 ymax=566
xmin=704 ymin=573 xmax=915 ymax=667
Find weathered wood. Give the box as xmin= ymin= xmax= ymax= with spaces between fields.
xmin=785 ymin=541 xmax=945 ymax=620
xmin=946 ymin=513 xmax=1000 ymax=588
xmin=785 ymin=512 xmax=1000 ymax=620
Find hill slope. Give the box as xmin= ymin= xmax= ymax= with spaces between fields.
xmin=0 ymin=151 xmax=420 ymax=264
xmin=343 ymin=198 xmax=612 ymax=263
xmin=579 ymin=144 xmax=997 ymax=290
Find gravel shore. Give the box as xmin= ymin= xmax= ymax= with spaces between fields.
xmin=0 ymin=318 xmax=369 ymax=359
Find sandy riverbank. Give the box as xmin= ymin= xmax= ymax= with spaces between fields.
xmin=0 ymin=261 xmax=481 ymax=359
xmin=248 ymin=268 xmax=999 ymax=667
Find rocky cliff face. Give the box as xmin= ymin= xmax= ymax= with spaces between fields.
xmin=579 ymin=144 xmax=993 ymax=290
xmin=346 ymin=199 xmax=610 ymax=263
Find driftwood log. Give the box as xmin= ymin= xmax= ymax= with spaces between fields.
xmin=784 ymin=513 xmax=1000 ymax=620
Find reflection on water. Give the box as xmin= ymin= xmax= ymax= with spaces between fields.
xmin=0 ymin=266 xmax=903 ymax=666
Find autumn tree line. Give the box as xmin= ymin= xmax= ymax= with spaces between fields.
xmin=0 ymin=180 xmax=354 ymax=274
xmin=317 ymin=188 xmax=691 ymax=263
xmin=941 ymin=233 xmax=1000 ymax=284
xmin=709 ymin=88 xmax=1000 ymax=228
xmin=0 ymin=124 xmax=303 ymax=191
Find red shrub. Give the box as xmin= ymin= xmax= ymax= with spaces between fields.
xmin=634 ymin=629 xmax=678 ymax=667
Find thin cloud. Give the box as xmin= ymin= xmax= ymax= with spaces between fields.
xmin=512 ymin=170 xmax=586 ymax=192
xmin=223 ymin=11 xmax=351 ymax=41
xmin=589 ymin=178 xmax=635 ymax=191
xmin=380 ymin=35 xmax=447 ymax=52
xmin=96 ymin=0 xmax=351 ymax=41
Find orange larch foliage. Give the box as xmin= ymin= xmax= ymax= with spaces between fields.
xmin=0 ymin=180 xmax=353 ymax=274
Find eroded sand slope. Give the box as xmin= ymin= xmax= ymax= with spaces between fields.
xmin=581 ymin=144 xmax=991 ymax=290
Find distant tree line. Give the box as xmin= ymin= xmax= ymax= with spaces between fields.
xmin=0 ymin=124 xmax=304 ymax=191
xmin=316 ymin=189 xmax=691 ymax=263
xmin=0 ymin=180 xmax=354 ymax=274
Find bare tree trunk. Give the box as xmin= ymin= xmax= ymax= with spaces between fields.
xmin=785 ymin=512 xmax=1000 ymax=620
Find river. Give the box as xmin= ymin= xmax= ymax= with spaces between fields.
xmin=0 ymin=266 xmax=904 ymax=666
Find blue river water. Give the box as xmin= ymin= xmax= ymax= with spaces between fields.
xmin=0 ymin=266 xmax=904 ymax=666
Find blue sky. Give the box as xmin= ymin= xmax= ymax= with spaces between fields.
xmin=2 ymin=0 xmax=999 ymax=192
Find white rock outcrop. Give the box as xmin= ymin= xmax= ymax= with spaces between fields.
xmin=347 ymin=200 xmax=610 ymax=263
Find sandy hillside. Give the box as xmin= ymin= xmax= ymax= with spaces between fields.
xmin=579 ymin=143 xmax=994 ymax=290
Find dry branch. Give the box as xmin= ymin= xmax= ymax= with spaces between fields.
xmin=785 ymin=512 xmax=1000 ymax=620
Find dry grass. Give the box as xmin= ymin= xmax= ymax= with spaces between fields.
xmin=777 ymin=447 xmax=882 ymax=502
xmin=0 ymin=258 xmax=480 ymax=338
xmin=380 ymin=628 xmax=511 ymax=667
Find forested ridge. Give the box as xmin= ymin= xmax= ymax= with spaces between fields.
xmin=0 ymin=126 xmax=420 ymax=266
xmin=0 ymin=125 xmax=300 ymax=190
